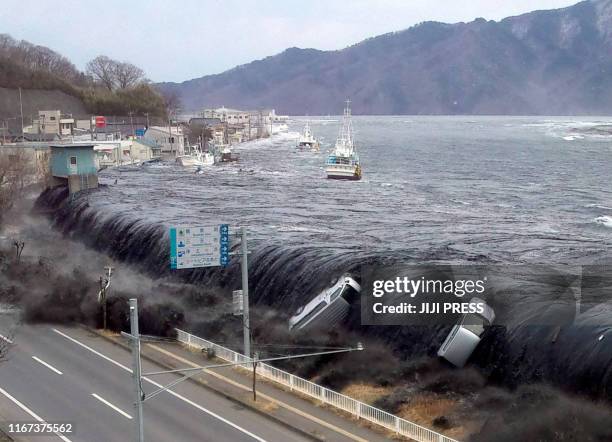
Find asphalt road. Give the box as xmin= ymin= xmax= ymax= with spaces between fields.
xmin=0 ymin=322 xmax=313 ymax=442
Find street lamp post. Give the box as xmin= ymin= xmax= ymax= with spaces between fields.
xmin=122 ymin=298 xmax=363 ymax=442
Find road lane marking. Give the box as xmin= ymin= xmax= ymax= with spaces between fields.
xmin=32 ymin=356 xmax=63 ymax=375
xmin=52 ymin=328 xmax=267 ymax=442
xmin=149 ymin=343 xmax=369 ymax=442
xmin=0 ymin=385 xmax=72 ymax=442
xmin=91 ymin=393 xmax=132 ymax=419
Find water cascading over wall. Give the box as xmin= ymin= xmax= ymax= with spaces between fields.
xmin=35 ymin=186 xmax=612 ymax=401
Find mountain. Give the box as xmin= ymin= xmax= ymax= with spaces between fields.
xmin=158 ymin=0 xmax=612 ymax=115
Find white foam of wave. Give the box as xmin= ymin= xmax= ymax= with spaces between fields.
xmin=586 ymin=204 xmax=612 ymax=210
xmin=380 ymin=182 xmax=405 ymax=189
xmin=276 ymin=225 xmax=326 ymax=233
xmin=594 ymin=216 xmax=612 ymax=228
xmin=452 ymin=199 xmax=472 ymax=206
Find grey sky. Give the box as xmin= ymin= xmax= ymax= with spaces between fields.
xmin=0 ymin=0 xmax=580 ymax=83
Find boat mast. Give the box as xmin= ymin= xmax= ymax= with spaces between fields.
xmin=338 ymin=99 xmax=353 ymax=150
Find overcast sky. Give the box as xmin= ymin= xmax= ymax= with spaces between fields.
xmin=0 ymin=0 xmax=579 ymax=83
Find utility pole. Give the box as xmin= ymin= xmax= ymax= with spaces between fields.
xmin=129 ymin=111 xmax=134 ymax=137
xmin=252 ymin=351 xmax=259 ymax=401
xmin=18 ymin=87 xmax=24 ymax=138
xmin=240 ymin=226 xmax=251 ymax=360
xmin=168 ymin=114 xmax=173 ymax=157
xmin=129 ymin=298 xmax=144 ymax=442
xmin=98 ymin=266 xmax=113 ymax=330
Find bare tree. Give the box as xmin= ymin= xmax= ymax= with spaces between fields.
xmin=162 ymin=89 xmax=182 ymax=117
xmin=13 ymin=240 xmax=24 ymax=263
xmin=0 ymin=150 xmax=32 ymax=225
xmin=86 ymin=55 xmax=118 ymax=91
xmin=114 ymin=61 xmax=145 ymax=89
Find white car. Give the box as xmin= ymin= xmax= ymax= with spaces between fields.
xmin=289 ymin=276 xmax=361 ymax=332
xmin=438 ymin=297 xmax=495 ymax=367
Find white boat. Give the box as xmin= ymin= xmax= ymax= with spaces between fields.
xmin=176 ymin=144 xmax=214 ymax=167
xmin=289 ymin=276 xmax=361 ymax=332
xmin=325 ymin=100 xmax=362 ymax=180
xmin=296 ymin=121 xmax=320 ymax=151
xmin=218 ymin=144 xmax=239 ymax=162
xmin=271 ymin=122 xmax=289 ymax=134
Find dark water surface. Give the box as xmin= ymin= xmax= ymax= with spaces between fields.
xmin=97 ymin=116 xmax=612 ymax=265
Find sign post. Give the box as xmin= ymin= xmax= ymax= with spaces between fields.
xmin=169 ymin=224 xmax=249 ymax=360
xmin=240 ymin=226 xmax=251 ymax=360
xmin=169 ymin=224 xmax=229 ymax=269
xmin=129 ymin=298 xmax=144 ymax=442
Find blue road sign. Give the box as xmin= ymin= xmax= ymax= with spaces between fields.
xmin=170 ymin=224 xmax=230 ymax=269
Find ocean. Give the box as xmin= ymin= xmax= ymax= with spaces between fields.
xmin=95 ymin=115 xmax=612 ymax=265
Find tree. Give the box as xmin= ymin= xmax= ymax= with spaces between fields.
xmin=187 ymin=120 xmax=212 ymax=146
xmin=114 ymin=61 xmax=145 ymax=89
xmin=161 ymin=89 xmax=182 ymax=118
xmin=0 ymin=150 xmax=32 ymax=225
xmin=86 ymin=55 xmax=117 ymax=91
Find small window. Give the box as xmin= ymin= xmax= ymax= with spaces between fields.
xmin=70 ymin=156 xmax=77 ymax=166
xmin=50 ymin=116 xmax=56 ymax=121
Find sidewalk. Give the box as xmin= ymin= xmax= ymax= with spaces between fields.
xmin=97 ymin=329 xmax=398 ymax=442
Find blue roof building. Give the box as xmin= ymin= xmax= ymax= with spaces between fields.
xmin=50 ymin=144 xmax=97 ymax=178
xmin=49 ymin=144 xmax=98 ymax=194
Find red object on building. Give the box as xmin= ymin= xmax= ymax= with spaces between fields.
xmin=95 ymin=116 xmax=106 ymax=128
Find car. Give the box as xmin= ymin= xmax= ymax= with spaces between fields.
xmin=437 ymin=297 xmax=495 ymax=367
xmin=289 ymin=275 xmax=361 ymax=332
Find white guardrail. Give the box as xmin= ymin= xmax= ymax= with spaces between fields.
xmin=175 ymin=329 xmax=458 ymax=442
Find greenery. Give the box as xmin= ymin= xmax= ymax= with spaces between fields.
xmin=81 ymin=84 xmax=166 ymax=116
xmin=0 ymin=33 xmax=170 ymax=117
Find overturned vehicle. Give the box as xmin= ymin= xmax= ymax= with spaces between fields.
xmin=438 ymin=297 xmax=495 ymax=367
xmin=289 ymin=275 xmax=361 ymax=332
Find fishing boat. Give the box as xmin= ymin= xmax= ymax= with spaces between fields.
xmin=219 ymin=144 xmax=239 ymax=162
xmin=288 ymin=275 xmax=361 ymax=332
xmin=296 ymin=121 xmax=320 ymax=151
xmin=176 ymin=144 xmax=214 ymax=167
xmin=325 ymin=100 xmax=361 ymax=180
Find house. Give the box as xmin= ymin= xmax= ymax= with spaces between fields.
xmin=33 ymin=110 xmax=75 ymax=136
xmin=188 ymin=117 xmax=227 ymax=147
xmin=201 ymin=107 xmax=279 ymax=139
xmin=143 ymin=126 xmax=185 ymax=157
xmin=94 ymin=139 xmax=159 ymax=168
xmin=202 ymin=107 xmax=251 ymax=125
xmin=49 ymin=144 xmax=98 ymax=194
xmin=227 ymin=124 xmax=247 ymax=144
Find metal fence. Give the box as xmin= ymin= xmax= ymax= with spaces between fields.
xmin=175 ymin=328 xmax=458 ymax=442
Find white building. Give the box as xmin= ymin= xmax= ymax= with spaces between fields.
xmin=143 ymin=126 xmax=185 ymax=157
xmin=202 ymin=107 xmax=251 ymax=125
xmin=94 ymin=140 xmax=158 ymax=168
xmin=31 ymin=110 xmax=75 ymax=136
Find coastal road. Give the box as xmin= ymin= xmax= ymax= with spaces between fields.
xmin=0 ymin=322 xmax=313 ymax=442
